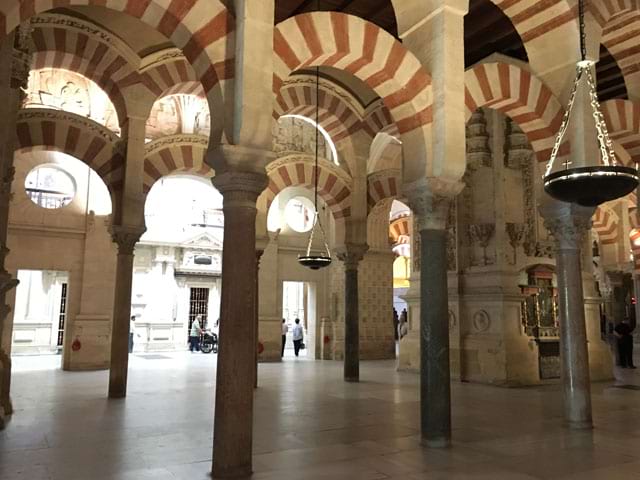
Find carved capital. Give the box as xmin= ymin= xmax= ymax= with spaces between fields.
xmin=110 ymin=225 xmax=145 ymax=255
xmin=336 ymin=244 xmax=368 ymax=270
xmin=544 ymin=213 xmax=592 ymax=251
xmin=405 ymin=179 xmax=463 ymax=231
xmin=212 ymin=171 xmax=268 ymax=208
xmin=11 ymin=23 xmax=34 ymax=92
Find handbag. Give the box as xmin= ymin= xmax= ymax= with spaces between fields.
xmin=300 ymin=341 xmax=306 ymax=350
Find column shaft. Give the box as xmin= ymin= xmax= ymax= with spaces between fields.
xmin=108 ymin=250 xmax=135 ymax=398
xmin=212 ymin=179 xmax=264 ymax=478
xmin=344 ymin=267 xmax=359 ymax=382
xmin=420 ymin=228 xmax=451 ymax=447
xmin=556 ymin=246 xmax=592 ymax=428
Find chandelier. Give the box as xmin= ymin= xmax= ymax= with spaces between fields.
xmin=298 ymin=64 xmax=332 ymax=270
xmin=543 ymin=0 xmax=639 ymax=207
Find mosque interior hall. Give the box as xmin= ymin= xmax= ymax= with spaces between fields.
xmin=1 ymin=0 xmax=640 ymax=479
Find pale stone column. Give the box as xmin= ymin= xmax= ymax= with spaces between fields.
xmin=337 ymin=244 xmax=368 ymax=382
xmin=406 ymin=181 xmax=462 ymax=448
xmin=544 ymin=206 xmax=595 ymax=429
xmin=211 ymin=170 xmax=268 ymax=479
xmin=108 ymin=226 xmax=144 ymax=398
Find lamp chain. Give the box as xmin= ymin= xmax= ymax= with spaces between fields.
xmin=543 ymin=0 xmax=619 ymax=177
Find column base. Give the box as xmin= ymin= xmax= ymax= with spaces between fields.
xmin=344 ymin=376 xmax=359 ymax=383
xmin=108 ymin=384 xmax=127 ymax=399
xmin=211 ymin=464 xmax=252 ymax=479
xmin=421 ymin=437 xmax=451 ymax=449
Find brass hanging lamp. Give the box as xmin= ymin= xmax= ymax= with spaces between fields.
xmin=543 ymin=0 xmax=638 ymax=207
xmin=298 ymin=64 xmax=333 ymax=270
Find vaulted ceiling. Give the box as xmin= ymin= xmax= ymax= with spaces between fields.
xmin=275 ymin=0 xmax=628 ymax=101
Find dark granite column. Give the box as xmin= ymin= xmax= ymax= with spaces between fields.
xmin=254 ymin=249 xmax=264 ymax=388
xmin=338 ymin=245 xmax=367 ymax=382
xmin=545 ymin=207 xmax=594 ymax=429
xmin=407 ymin=184 xmax=460 ymax=448
xmin=419 ymin=227 xmax=451 ymax=447
xmin=108 ymin=226 xmax=144 ymax=398
xmin=211 ymin=171 xmax=267 ymax=479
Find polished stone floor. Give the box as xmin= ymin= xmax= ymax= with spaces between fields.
xmin=1 ymin=352 xmax=640 ymax=480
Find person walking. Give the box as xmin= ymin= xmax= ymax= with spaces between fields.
xmin=129 ymin=315 xmax=136 ymax=353
xmin=189 ymin=315 xmax=203 ymax=353
xmin=292 ymin=318 xmax=304 ymax=357
xmin=614 ymin=318 xmax=636 ymax=368
xmin=281 ymin=319 xmax=288 ymax=358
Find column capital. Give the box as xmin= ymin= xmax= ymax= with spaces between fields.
xmin=212 ymin=170 xmax=269 ymax=207
xmin=110 ymin=225 xmax=145 ymax=255
xmin=543 ymin=207 xmax=594 ymax=251
xmin=208 ymin=144 xmax=276 ymax=173
xmin=404 ymin=178 xmax=463 ymax=231
xmin=336 ymin=244 xmax=369 ymax=270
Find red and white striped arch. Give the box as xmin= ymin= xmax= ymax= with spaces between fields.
xmin=389 ymin=214 xmax=410 ymax=245
xmin=591 ymin=0 xmax=640 ymax=28
xmin=1 ymin=0 xmax=234 ymax=138
xmin=630 ymin=226 xmax=640 ymax=271
xmin=363 ymin=100 xmax=399 ymax=139
xmin=273 ymin=12 xmax=432 ymax=136
xmin=592 ymin=205 xmax=620 ymax=245
xmin=139 ymin=56 xmax=204 ymax=100
xmin=143 ymin=135 xmax=212 ymax=193
xmin=602 ymin=99 xmax=640 ymax=163
xmin=465 ymin=62 xmax=565 ymax=162
xmin=600 ymin=10 xmax=640 ymax=79
xmin=261 ymin=155 xmax=352 ymax=220
xmin=367 ymin=169 xmax=401 ymax=210
xmin=30 ymin=23 xmax=136 ymax=124
xmin=275 ymin=82 xmax=363 ymax=144
xmin=15 ymin=108 xmax=124 ymax=191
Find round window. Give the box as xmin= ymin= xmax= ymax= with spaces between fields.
xmin=25 ymin=165 xmax=76 ymax=209
xmin=285 ymin=197 xmax=316 ymax=233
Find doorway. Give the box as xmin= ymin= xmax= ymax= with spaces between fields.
xmin=11 ymin=270 xmax=69 ymax=356
xmin=282 ymin=281 xmax=317 ymax=358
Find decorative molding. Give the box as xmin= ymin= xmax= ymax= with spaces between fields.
xmin=472 ymin=310 xmax=491 ymax=333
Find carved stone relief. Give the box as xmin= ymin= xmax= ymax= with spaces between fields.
xmin=468 ymin=223 xmax=495 ymax=266
xmin=505 ymin=118 xmax=533 ymax=169
xmin=273 ymin=116 xmax=333 ymax=161
xmin=466 ymin=109 xmax=491 ymax=169
xmin=472 ymin=310 xmax=491 ymax=333
xmin=506 ymin=222 xmax=526 ymax=265
xmin=24 ymin=69 xmax=120 ymax=132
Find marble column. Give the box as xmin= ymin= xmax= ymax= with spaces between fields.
xmin=211 ymin=171 xmax=268 ymax=479
xmin=337 ymin=244 xmax=368 ymax=382
xmin=544 ymin=207 xmax=594 ymax=429
xmin=407 ymin=183 xmax=461 ymax=448
xmin=0 ymin=25 xmax=32 ymax=428
xmin=108 ymin=226 xmax=144 ymax=398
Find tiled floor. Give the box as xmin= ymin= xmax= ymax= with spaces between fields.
xmin=1 ymin=352 xmax=640 ymax=479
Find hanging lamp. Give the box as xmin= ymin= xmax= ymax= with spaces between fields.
xmin=298 ymin=64 xmax=333 ymax=270
xmin=543 ymin=0 xmax=638 ymax=207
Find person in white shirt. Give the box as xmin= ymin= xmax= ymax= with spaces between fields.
xmin=281 ymin=319 xmax=288 ymax=358
xmin=292 ymin=318 xmax=304 ymax=357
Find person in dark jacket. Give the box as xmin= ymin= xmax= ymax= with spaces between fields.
xmin=614 ymin=319 xmax=636 ymax=369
